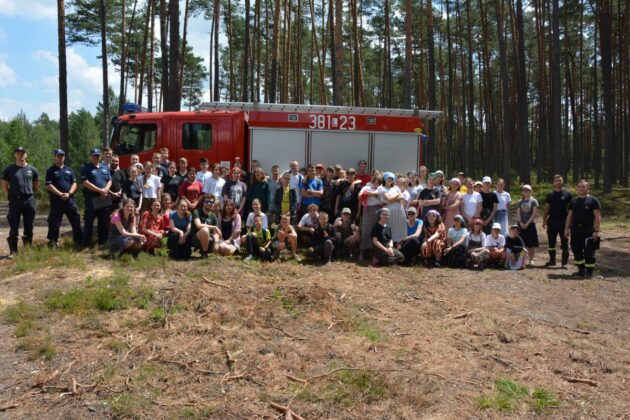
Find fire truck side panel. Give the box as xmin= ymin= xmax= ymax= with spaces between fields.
xmin=249 ymin=128 xmax=308 ymax=173
xmin=310 ymin=131 xmax=370 ymax=170
xmin=372 ymin=133 xmax=420 ymax=174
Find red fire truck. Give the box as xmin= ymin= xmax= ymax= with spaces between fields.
xmin=110 ymin=102 xmax=441 ymax=173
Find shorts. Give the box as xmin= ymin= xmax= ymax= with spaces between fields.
xmin=519 ymin=223 xmax=539 ymax=247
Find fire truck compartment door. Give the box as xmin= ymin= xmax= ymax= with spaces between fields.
xmin=372 ymin=133 xmax=420 ymax=173
xmin=310 ymin=131 xmax=369 ymax=171
xmin=250 ymin=128 xmax=307 ymax=172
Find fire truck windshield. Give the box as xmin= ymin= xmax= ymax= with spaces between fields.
xmin=112 ymin=122 xmax=157 ymax=156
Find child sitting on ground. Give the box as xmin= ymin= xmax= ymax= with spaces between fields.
xmin=505 ymin=224 xmax=527 ymax=270
xmin=308 ymin=212 xmax=336 ymax=264
xmin=244 ymin=214 xmax=272 ymax=262
xmin=485 ymin=222 xmax=506 ymax=266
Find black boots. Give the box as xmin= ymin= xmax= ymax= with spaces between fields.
xmin=544 ymin=250 xmax=557 ymax=267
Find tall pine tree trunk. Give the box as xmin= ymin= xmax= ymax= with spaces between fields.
xmin=403 ymin=0 xmax=412 ymax=107
xmin=213 ymin=0 xmax=220 ymax=101
xmin=599 ymin=0 xmax=615 ymax=193
xmin=515 ymin=0 xmax=531 ymax=184
xmin=167 ymin=0 xmax=181 ymax=110
xmin=332 ymin=0 xmax=344 ymax=104
xmin=495 ymin=0 xmax=512 ymax=190
xmin=117 ymin=0 xmax=126 ymax=115
xmin=57 ymin=0 xmax=69 ymax=156
xmin=551 ymin=0 xmax=562 ymax=178
xmin=269 ymin=0 xmax=281 ymax=103
xmin=159 ymin=0 xmax=169 ymax=110
xmin=99 ymin=0 xmax=110 ymax=147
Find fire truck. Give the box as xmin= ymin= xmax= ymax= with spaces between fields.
xmin=110 ymin=102 xmax=441 ymax=173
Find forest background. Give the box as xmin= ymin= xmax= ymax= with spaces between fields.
xmin=0 ymin=0 xmax=628 ymax=193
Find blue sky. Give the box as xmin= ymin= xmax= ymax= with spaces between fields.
xmin=0 ymin=0 xmax=212 ymax=121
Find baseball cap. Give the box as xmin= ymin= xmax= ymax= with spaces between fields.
xmin=492 ymin=222 xmax=502 ymax=230
xmin=54 ymin=149 xmax=66 ymax=156
xmin=510 ymin=224 xmax=521 ymax=231
xmin=407 ymin=207 xmax=418 ymax=215
xmin=473 ymin=218 xmax=483 ymax=225
xmin=334 ymin=164 xmax=343 ymax=169
xmin=435 ymin=170 xmax=444 ymax=176
xmin=14 ymin=146 xmax=27 ymax=153
xmin=90 ymin=148 xmax=102 ymax=156
xmin=347 ymin=167 xmax=356 ymax=174
xmin=474 ymin=181 xmax=483 ymax=187
xmin=341 ymin=207 xmax=352 ymax=214
xmin=316 ymin=163 xmax=325 ymax=169
xmin=454 ymin=214 xmax=465 ymax=223
xmin=482 ymin=176 xmax=492 ymax=184
xmin=522 ymin=184 xmax=532 ymax=191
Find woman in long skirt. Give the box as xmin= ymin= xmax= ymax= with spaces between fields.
xmin=378 ymin=172 xmax=407 ymax=243
xmin=359 ymin=171 xmax=383 ymax=259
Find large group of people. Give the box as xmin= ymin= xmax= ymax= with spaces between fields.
xmin=2 ymin=146 xmax=602 ymax=278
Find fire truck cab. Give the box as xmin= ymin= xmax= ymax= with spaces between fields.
xmin=110 ymin=102 xmax=441 ymax=173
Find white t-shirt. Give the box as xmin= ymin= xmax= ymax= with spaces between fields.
xmin=485 ymin=234 xmax=506 ymax=248
xmin=245 ymin=212 xmax=269 ymax=229
xmin=141 ymin=174 xmax=161 ymax=199
xmin=461 ymin=192 xmax=482 ymax=218
xmin=289 ymin=172 xmax=303 ymax=203
xmin=203 ymin=176 xmax=226 ymax=204
xmin=496 ymin=191 xmax=512 ymax=211
xmin=196 ymin=170 xmax=211 ymax=184
xmin=401 ymin=189 xmax=411 ymax=209
xmin=359 ymin=183 xmax=383 ymax=207
xmin=298 ymin=213 xmax=319 ymax=227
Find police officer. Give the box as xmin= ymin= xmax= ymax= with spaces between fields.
xmin=542 ymin=174 xmax=572 ymax=268
xmin=81 ymin=148 xmax=112 ymax=247
xmin=564 ymin=180 xmax=602 ymax=278
xmin=45 ymin=149 xmax=83 ymax=247
xmin=2 ymin=146 xmax=39 ymax=258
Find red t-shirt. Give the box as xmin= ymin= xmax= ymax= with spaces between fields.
xmin=178 ymin=180 xmax=204 ymax=203
xmin=356 ymin=173 xmax=371 ymax=186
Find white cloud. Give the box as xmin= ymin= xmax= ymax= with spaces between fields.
xmin=0 ymin=54 xmax=17 ymax=88
xmin=0 ymin=0 xmax=56 ymax=20
xmin=0 ymin=97 xmax=57 ymax=120
xmin=33 ymin=47 xmax=120 ymax=111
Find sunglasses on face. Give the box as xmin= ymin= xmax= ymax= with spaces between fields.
xmin=204 ymin=200 xmax=214 ymax=205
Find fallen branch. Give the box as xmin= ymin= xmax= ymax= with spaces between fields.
xmin=394 ymin=332 xmax=412 ymax=337
xmin=531 ymin=318 xmax=591 ymax=335
xmin=71 ymin=378 xmax=79 ymax=395
xmin=202 ymin=276 xmax=232 ymax=290
xmin=488 ymin=354 xmax=523 ymax=372
xmin=0 ymin=390 xmax=42 ymax=412
xmin=122 ymin=342 xmax=145 ymax=362
xmin=453 ymin=311 xmax=473 ymax=319
xmin=268 ymin=325 xmax=307 ymax=341
xmin=306 ymin=367 xmax=401 ymax=382
xmin=160 ymin=359 xmax=222 ymax=375
xmin=564 ymin=376 xmax=598 ymax=387
xmin=32 ymin=369 xmax=60 ymax=388
xmin=269 ymin=402 xmax=305 ymax=420
xmin=285 ymin=374 xmax=308 ymax=384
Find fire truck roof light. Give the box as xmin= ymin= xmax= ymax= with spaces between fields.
xmin=198 ymin=102 xmax=442 ymax=120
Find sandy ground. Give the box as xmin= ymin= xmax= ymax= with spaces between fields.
xmin=0 ymin=209 xmax=628 ymax=418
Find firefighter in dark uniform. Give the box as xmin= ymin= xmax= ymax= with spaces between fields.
xmin=564 ymin=180 xmax=602 ymax=278
xmin=45 ymin=149 xmax=83 ymax=247
xmin=81 ymin=148 xmax=112 ymax=247
xmin=542 ymin=174 xmax=572 ymax=268
xmin=2 ymin=146 xmax=39 ymax=258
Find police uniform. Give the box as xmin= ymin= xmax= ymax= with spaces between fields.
xmin=45 ymin=154 xmax=83 ymax=246
xmin=545 ymin=189 xmax=572 ymax=267
xmin=2 ymin=151 xmax=39 ymax=254
xmin=81 ymin=151 xmax=112 ymax=247
xmin=568 ymin=195 xmax=601 ymax=277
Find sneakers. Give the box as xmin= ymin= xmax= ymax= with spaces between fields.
xmin=244 ymin=254 xmax=253 ymax=262
xmin=293 ymin=254 xmax=302 ymax=262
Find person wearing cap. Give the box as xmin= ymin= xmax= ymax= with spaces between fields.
xmin=81 ymin=148 xmax=112 ymax=247
xmin=333 ymin=207 xmax=360 ymax=257
xmin=2 ymin=147 xmax=39 ymax=257
xmin=333 ymin=164 xmax=343 ymax=180
xmin=542 ymin=174 xmax=572 ymax=268
xmin=485 ymin=222 xmax=506 ymax=266
xmin=516 ymin=184 xmax=539 ymax=266
xmin=315 ymin=163 xmax=325 ymax=178
xmin=494 ymin=178 xmax=511 ymax=235
xmin=505 ymin=224 xmax=527 ymax=269
xmin=417 ymin=173 xmax=443 ymax=218
xmin=45 ymin=149 xmax=82 ymax=248
xmin=442 ymin=214 xmax=468 ymax=267
xmin=480 ymin=176 xmax=499 ymax=235
xmin=564 ymin=180 xmax=601 ymax=278
xmin=443 ymin=178 xmax=463 ymax=229
xmin=460 ymin=178 xmax=481 ymax=227
xmin=396 ymin=206 xmax=423 ymax=264
xmin=421 ymin=209 xmax=446 ymax=267
xmin=371 ymin=208 xmax=404 ymax=266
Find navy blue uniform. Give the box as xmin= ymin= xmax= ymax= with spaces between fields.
xmin=545 ymin=189 xmax=573 ymax=266
xmin=81 ymin=162 xmax=112 ymax=247
xmin=3 ymin=163 xmax=39 ymax=253
xmin=45 ymin=164 xmax=83 ymax=246
xmin=568 ymin=195 xmax=601 ymax=276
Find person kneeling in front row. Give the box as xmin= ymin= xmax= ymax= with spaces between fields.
xmin=108 ymin=198 xmax=146 ymax=257
xmin=272 ymin=213 xmax=301 ymax=261
xmin=308 ymin=212 xmax=336 ymax=265
xmin=505 ymin=224 xmax=527 ymax=270
xmin=371 ymin=208 xmax=404 ymax=266
xmin=168 ymin=198 xmax=193 ymax=260
xmin=244 ymin=214 xmax=273 ymax=262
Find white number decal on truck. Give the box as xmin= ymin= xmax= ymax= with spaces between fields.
xmin=308 ymin=114 xmax=356 ymax=131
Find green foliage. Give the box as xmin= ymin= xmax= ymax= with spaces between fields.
xmin=18 ymin=333 xmax=57 ymax=361
xmin=355 ymin=322 xmax=383 ymax=343
xmin=108 ymin=392 xmax=149 ymax=418
xmin=476 ymin=378 xmax=561 ymax=414
xmin=330 ymin=370 xmax=388 ymax=405
xmin=8 ymin=244 xmax=83 ymax=275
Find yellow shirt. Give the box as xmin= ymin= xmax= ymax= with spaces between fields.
xmin=281 ymin=187 xmax=291 ymax=215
